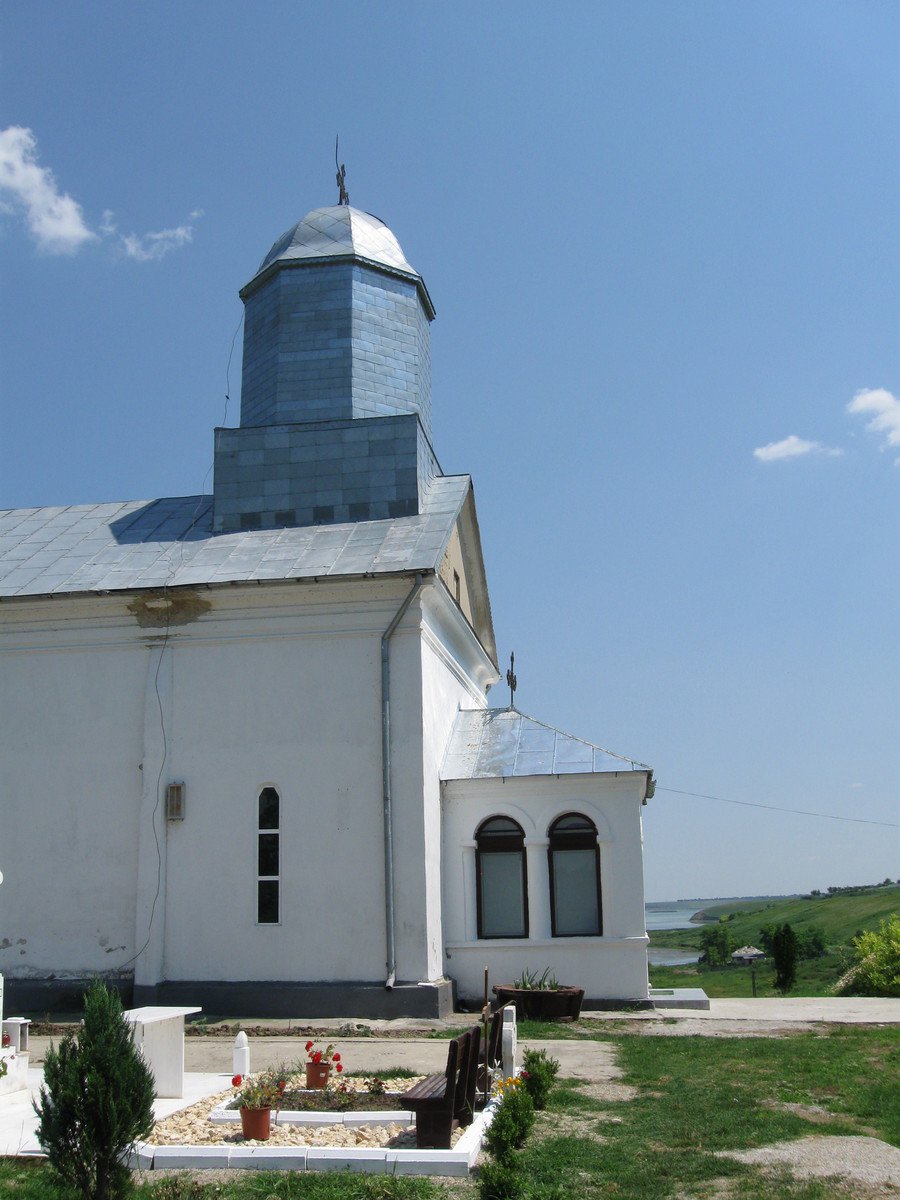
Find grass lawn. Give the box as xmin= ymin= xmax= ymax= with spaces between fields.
xmin=649 ymin=951 xmax=849 ymax=998
xmin=4 ymin=1025 xmax=896 ymax=1199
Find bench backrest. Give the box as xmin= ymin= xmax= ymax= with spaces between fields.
xmin=455 ymin=1024 xmax=481 ymax=1125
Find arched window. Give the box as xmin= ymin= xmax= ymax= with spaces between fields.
xmin=257 ymin=787 xmax=280 ymax=924
xmin=548 ymin=813 xmax=602 ymax=936
xmin=476 ymin=816 xmax=528 ymax=939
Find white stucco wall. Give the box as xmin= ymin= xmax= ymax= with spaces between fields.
xmin=0 ymin=598 xmax=146 ymax=981
xmin=0 ymin=574 xmax=498 ymax=997
xmin=441 ymin=773 xmax=649 ymax=1003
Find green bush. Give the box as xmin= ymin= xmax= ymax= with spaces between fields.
xmin=477 ymin=1160 xmax=522 ymax=1200
xmin=837 ymin=914 xmax=900 ymax=997
xmin=521 ymin=1048 xmax=560 ymax=1110
xmin=484 ymin=1080 xmax=535 ymax=1166
xmin=35 ymin=980 xmax=155 ymax=1200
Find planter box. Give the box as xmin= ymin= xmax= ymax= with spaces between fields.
xmin=492 ymin=985 xmax=584 ymax=1021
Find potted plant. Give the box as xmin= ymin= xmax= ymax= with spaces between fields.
xmin=493 ymin=968 xmax=585 ymax=1021
xmin=303 ymin=1040 xmax=343 ymax=1089
xmin=231 ymin=1071 xmax=281 ymax=1140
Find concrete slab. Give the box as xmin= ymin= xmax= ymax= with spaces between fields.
xmin=306 ymin=1147 xmax=388 ymax=1173
xmin=151 ymin=1145 xmax=230 ymax=1169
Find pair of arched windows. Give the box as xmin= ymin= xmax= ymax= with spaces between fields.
xmin=475 ymin=813 xmax=602 ymax=939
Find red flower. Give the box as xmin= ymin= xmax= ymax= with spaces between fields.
xmin=336 ymin=1063 xmax=343 ymax=1073
xmin=232 ymin=1074 xmax=243 ymax=1087
xmin=313 ymin=1051 xmax=322 ymax=1064
xmin=333 ymin=1053 xmax=341 ymax=1063
xmin=305 ymin=1040 xmax=314 ymax=1052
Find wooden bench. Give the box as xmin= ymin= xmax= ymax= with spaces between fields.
xmin=400 ymin=1025 xmax=481 ymax=1148
xmin=477 ymin=1005 xmax=506 ymax=1101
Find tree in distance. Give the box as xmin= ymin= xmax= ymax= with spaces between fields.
xmin=35 ymin=980 xmax=155 ymax=1200
xmin=772 ymin=923 xmax=799 ymax=995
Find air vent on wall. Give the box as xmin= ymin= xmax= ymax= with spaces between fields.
xmin=165 ymin=783 xmax=185 ymax=821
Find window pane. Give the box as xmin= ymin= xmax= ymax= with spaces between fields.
xmin=257 ymin=880 xmax=279 ymax=924
xmin=552 ymin=848 xmax=599 ymax=935
xmin=258 ymin=833 xmax=279 ymax=877
xmin=480 ymin=851 xmax=526 ymax=937
xmin=259 ymin=788 xmax=279 ymax=829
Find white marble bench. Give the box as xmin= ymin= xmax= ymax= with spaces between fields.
xmin=123 ymin=1006 xmax=200 ymax=1099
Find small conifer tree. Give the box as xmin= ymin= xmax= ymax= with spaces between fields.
xmin=772 ymin=923 xmax=798 ymax=995
xmin=35 ymin=980 xmax=155 ymax=1200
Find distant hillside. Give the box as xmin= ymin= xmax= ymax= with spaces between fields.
xmin=651 ymin=884 xmax=900 ymax=951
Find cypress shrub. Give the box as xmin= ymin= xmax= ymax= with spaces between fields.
xmin=521 ymin=1048 xmax=560 ymax=1109
xmin=35 ymin=980 xmax=155 ymax=1200
xmin=484 ymin=1079 xmax=535 ymax=1166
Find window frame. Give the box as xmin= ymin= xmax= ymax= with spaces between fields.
xmin=475 ymin=816 xmax=529 ymax=940
xmin=547 ymin=812 xmax=602 ymax=938
xmin=256 ymin=786 xmax=280 ymax=925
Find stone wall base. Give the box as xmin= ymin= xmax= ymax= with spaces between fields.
xmin=133 ymin=978 xmax=456 ymax=1019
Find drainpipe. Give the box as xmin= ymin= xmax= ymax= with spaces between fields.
xmin=382 ymin=573 xmax=425 ymax=989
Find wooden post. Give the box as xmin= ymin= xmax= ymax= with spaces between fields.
xmin=481 ymin=965 xmax=491 ymax=1107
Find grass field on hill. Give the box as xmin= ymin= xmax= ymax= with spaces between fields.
xmin=649 ymin=884 xmax=899 ymax=997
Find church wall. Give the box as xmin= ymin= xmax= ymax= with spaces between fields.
xmin=441 ymin=773 xmax=650 ymax=1004
xmin=0 ymin=601 xmax=147 ymax=992
xmin=152 ymin=580 xmax=419 ymax=986
xmin=415 ymin=590 xmax=495 ymax=983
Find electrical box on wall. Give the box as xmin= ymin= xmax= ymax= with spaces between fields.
xmin=165 ymin=783 xmax=185 ymax=821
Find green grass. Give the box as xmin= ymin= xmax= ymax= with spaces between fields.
xmin=651 ymin=885 xmax=900 ymax=953
xmin=649 ymin=949 xmax=851 ymax=998
xmin=6 ymin=1026 xmax=896 ymax=1199
xmin=493 ymin=1025 xmax=899 ymax=1199
xmin=0 ymin=1161 xmax=446 ymax=1200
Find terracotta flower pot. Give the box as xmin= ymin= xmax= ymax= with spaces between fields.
xmin=239 ymin=1106 xmax=271 ymax=1140
xmin=305 ymin=1062 xmax=331 ymax=1089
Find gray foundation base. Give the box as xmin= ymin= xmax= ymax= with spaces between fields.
xmin=132 ymin=978 xmax=456 ymax=1019
xmin=4 ymin=977 xmax=133 ymax=1014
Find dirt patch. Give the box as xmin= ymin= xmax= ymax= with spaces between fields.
xmin=716 ymin=1134 xmax=900 ymax=1193
xmin=571 ymin=1078 xmax=639 ymax=1103
xmin=627 ymin=1019 xmax=820 ymax=1038
xmin=760 ymin=1099 xmax=842 ymax=1124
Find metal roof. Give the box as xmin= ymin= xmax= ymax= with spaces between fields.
xmin=0 ymin=474 xmax=471 ymax=600
xmin=441 ymin=706 xmax=652 ymax=781
xmin=254 ymin=206 xmax=419 ymax=281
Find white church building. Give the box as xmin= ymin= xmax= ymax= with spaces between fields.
xmin=0 ymin=201 xmax=654 ymax=1016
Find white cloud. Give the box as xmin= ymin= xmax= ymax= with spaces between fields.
xmin=753 ymin=435 xmax=842 ymax=463
xmin=0 ymin=126 xmax=201 ymax=264
xmin=0 ymin=126 xmax=95 ymax=253
xmin=847 ymin=388 xmax=900 ymax=456
xmin=120 ymin=222 xmax=195 ymax=262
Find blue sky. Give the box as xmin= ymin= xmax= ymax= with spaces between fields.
xmin=2 ymin=1 xmax=897 ymax=901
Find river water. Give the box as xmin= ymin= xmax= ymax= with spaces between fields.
xmin=645 ymin=901 xmax=705 ymax=966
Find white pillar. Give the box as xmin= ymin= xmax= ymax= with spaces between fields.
xmin=524 ymin=838 xmax=551 ymax=940
xmin=134 ymin=644 xmax=172 ymax=992
xmin=461 ymin=842 xmax=477 ymax=942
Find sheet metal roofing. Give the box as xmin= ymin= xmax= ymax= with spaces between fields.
xmin=0 ymin=474 xmax=470 ymax=600
xmin=254 ymin=206 xmax=419 ymax=281
xmin=441 ymin=706 xmax=652 ymax=780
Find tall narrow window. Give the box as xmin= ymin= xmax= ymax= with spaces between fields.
xmin=548 ymin=813 xmax=602 ymax=936
xmin=257 ymin=787 xmax=280 ymax=924
xmin=476 ymin=816 xmax=528 ymax=939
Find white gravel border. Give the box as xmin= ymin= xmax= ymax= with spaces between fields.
xmin=131 ymin=1094 xmax=498 ymax=1177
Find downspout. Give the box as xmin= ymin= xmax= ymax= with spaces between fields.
xmin=382 ymin=572 xmax=426 ymax=989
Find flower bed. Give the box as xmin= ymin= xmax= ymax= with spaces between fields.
xmin=149 ymin=1075 xmax=444 ymax=1150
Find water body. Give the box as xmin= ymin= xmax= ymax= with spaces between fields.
xmin=645 ymin=902 xmax=705 ymax=966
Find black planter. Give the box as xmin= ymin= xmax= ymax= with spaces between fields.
xmin=493 ymin=985 xmax=585 ymax=1021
